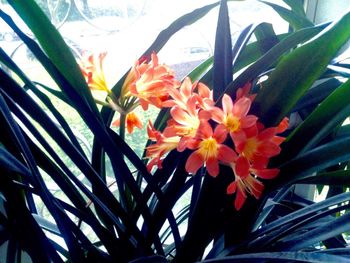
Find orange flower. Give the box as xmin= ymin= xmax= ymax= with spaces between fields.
xmin=112 ymin=112 xmax=143 ymax=134
xmin=226 ymin=155 xmax=279 ymax=210
xmin=235 ymin=117 xmax=288 ymax=169
xmin=145 ymin=121 xmax=180 ymax=171
xmin=211 ymin=94 xmax=257 ymax=142
xmin=162 ymin=77 xmax=197 ymax=109
xmin=225 ymin=118 xmax=289 ymax=210
xmin=162 ymin=77 xmax=214 ymax=111
xmin=235 ymin=82 xmax=256 ymax=102
xmin=79 ymin=51 xmax=110 ymax=93
xmin=185 ymin=120 xmax=237 ymax=177
xmin=163 ymin=96 xmax=211 ymax=151
xmin=128 ymin=52 xmax=180 ymax=110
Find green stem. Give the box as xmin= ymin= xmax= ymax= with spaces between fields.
xmin=118 ymin=113 xmax=134 ymax=213
xmin=119 ymin=113 xmax=126 ymax=141
xmin=94 ymin=99 xmax=110 ymax=107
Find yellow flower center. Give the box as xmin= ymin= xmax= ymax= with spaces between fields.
xmin=224 ymin=114 xmax=240 ymax=133
xmin=198 ymin=137 xmax=218 ymax=160
xmin=177 ymin=116 xmax=200 ymax=137
xmin=243 ymin=137 xmax=258 ymax=159
xmin=187 ymin=117 xmax=200 ymax=136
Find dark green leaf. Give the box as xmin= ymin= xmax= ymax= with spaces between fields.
xmin=224 ymin=23 xmax=327 ymax=98
xmin=5 ymin=1 xmax=99 ymax=116
xmin=280 ymin=78 xmax=350 ymax=161
xmin=201 ymin=251 xmax=350 ymax=262
xmin=253 ymin=12 xmax=350 ymax=127
xmin=213 ymin=0 xmax=232 ymax=100
xmin=282 ymin=0 xmax=307 ymax=17
xmin=260 ymin=1 xmax=313 ymax=30
xmin=295 ymin=170 xmax=350 ymax=186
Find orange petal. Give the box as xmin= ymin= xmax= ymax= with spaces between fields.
xmin=227 ymin=181 xmax=237 ymax=194
xmin=232 ymin=97 xmax=251 ymax=117
xmin=185 ymin=151 xmax=204 ymax=175
xmin=257 ymin=141 xmax=281 ymax=157
xmin=218 ymin=144 xmax=237 ymax=163
xmin=250 ymin=155 xmax=269 ymax=169
xmin=198 ymin=109 xmax=212 ymax=120
xmin=272 ymin=136 xmax=285 ymax=146
xmin=170 ymin=107 xmax=190 ymax=126
xmin=249 ymin=177 xmax=264 ymax=199
xmin=196 ymin=120 xmax=213 ymax=139
xmin=210 ymin=107 xmax=224 ymax=123
xmin=222 ymin=94 xmax=233 ymax=115
xmin=257 ymin=127 xmax=277 ymax=141
xmin=235 ymin=156 xmax=250 ymax=178
xmin=241 ymin=115 xmax=258 ymax=128
xmin=112 ymin=118 xmax=121 ymax=127
xmin=197 ymin=82 xmax=211 ymax=98
xmin=206 ymin=157 xmax=219 ymax=177
xmin=277 ymin=117 xmax=289 ymax=133
xmin=213 ymin=124 xmax=228 ymax=143
xmin=181 ymin=77 xmax=193 ymax=98
xmin=126 ymin=112 xmax=143 ymax=134
xmin=235 ymin=188 xmax=247 ymax=210
xmin=255 ymin=168 xmax=279 ymax=179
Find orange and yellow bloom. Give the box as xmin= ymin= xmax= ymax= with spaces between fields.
xmin=128 ymin=52 xmax=181 ymax=110
xmin=112 ymin=112 xmax=143 ymax=134
xmin=185 ymin=120 xmax=237 ymax=177
xmin=79 ymin=51 xmax=110 ymax=93
xmin=211 ymin=94 xmax=257 ymax=142
xmin=146 ymin=121 xmax=180 ymax=171
xmin=80 ymin=50 xmax=289 ymax=211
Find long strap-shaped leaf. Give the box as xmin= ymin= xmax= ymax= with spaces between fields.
xmin=0 ymin=48 xmax=87 ymax=157
xmin=252 ymin=191 xmax=350 ymax=240
xmin=295 ymin=169 xmax=350 ymax=185
xmin=213 ymin=0 xmax=232 ymax=101
xmin=276 ymin=211 xmax=350 ymax=251
xmin=253 ymin=11 xmax=350 ymax=127
xmin=281 ymin=78 xmax=350 ymax=160
xmin=5 ymin=1 xmax=99 ymax=117
xmin=4 ymin=92 xmax=132 ymax=257
xmin=224 ymin=23 xmax=327 ymax=98
xmin=201 ymin=251 xmax=350 ymax=263
xmin=275 ymin=136 xmax=350 ymax=186
xmin=260 ymin=0 xmax=313 ymax=30
xmin=0 ymin=70 xmax=149 ymax=252
xmin=0 ymin=91 xmax=85 ymax=262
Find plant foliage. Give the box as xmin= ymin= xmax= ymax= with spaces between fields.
xmin=1 ymin=0 xmax=350 ymax=262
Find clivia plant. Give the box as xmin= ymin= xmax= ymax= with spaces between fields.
xmin=1 ymin=0 xmax=350 ymax=262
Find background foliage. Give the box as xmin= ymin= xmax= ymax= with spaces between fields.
xmin=1 ymin=0 xmax=350 ymax=262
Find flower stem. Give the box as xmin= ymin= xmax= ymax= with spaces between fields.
xmin=118 ymin=113 xmax=134 ymax=212
xmin=119 ymin=113 xmax=126 ymax=141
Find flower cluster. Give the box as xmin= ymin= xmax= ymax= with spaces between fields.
xmin=79 ymin=51 xmax=288 ymax=210
xmin=79 ymin=51 xmax=180 ymax=133
xmin=147 ymin=77 xmax=288 ymax=210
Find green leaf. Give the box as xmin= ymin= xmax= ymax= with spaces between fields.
xmin=276 ymin=136 xmax=350 ymax=186
xmin=278 ymin=212 xmax=350 ymax=251
xmin=292 ymin=78 xmax=342 ymax=112
xmin=6 ymin=1 xmax=99 ymax=117
xmin=253 ymin=11 xmax=350 ymax=127
xmin=253 ymin=23 xmax=279 ymax=54
xmin=201 ymin=251 xmax=350 ymax=262
xmin=295 ymin=170 xmax=350 ymax=185
xmin=260 ymin=1 xmax=313 ymax=30
xmin=282 ymin=0 xmax=307 ymax=17
xmin=213 ymin=0 xmax=232 ymax=100
xmin=224 ymin=23 xmax=327 ymax=97
xmin=283 ymin=78 xmax=350 ymax=159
